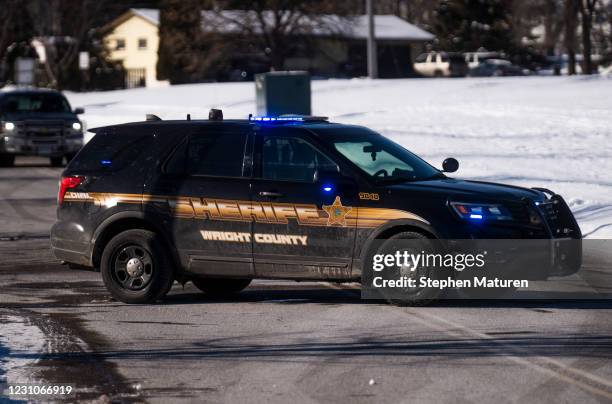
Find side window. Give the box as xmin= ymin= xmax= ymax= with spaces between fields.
xmin=415 ymin=53 xmax=427 ymax=63
xmin=261 ymin=136 xmax=337 ymax=182
xmin=441 ymin=53 xmax=449 ymax=63
xmin=166 ymin=132 xmax=247 ymax=177
xmin=115 ymin=38 xmax=125 ymax=50
xmin=70 ymin=132 xmax=152 ymax=172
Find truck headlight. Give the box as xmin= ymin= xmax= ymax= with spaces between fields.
xmin=4 ymin=122 xmax=15 ymax=131
xmin=72 ymin=122 xmax=82 ymax=131
xmin=450 ymin=202 xmax=513 ymax=221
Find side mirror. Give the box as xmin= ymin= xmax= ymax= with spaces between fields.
xmin=442 ymin=157 xmax=459 ymax=173
xmin=74 ymin=107 xmax=85 ymax=114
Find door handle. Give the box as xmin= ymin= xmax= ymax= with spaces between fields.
xmin=259 ymin=191 xmax=283 ymax=198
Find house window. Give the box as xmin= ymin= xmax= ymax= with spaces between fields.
xmin=138 ymin=38 xmax=147 ymax=50
xmin=115 ymin=38 xmax=125 ymax=51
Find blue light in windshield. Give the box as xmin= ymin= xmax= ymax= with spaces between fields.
xmin=469 ymin=214 xmax=483 ymax=219
xmin=322 ymin=185 xmax=333 ymax=192
xmin=100 ymin=159 xmax=112 ymax=166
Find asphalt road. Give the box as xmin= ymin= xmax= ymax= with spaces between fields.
xmin=1 ymin=157 xmax=612 ymax=403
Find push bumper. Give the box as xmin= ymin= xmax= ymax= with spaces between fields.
xmin=1 ymin=135 xmax=82 ymax=157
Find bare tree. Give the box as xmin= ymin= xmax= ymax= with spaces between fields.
xmin=0 ymin=0 xmax=35 ymax=84
xmin=208 ymin=1 xmax=354 ymax=71
xmin=565 ymin=0 xmax=580 ymax=74
xmin=578 ymin=0 xmax=598 ymax=74
xmin=24 ymin=0 xmax=110 ymax=88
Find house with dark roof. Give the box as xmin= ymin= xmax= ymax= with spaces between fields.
xmin=102 ymin=8 xmax=434 ymax=87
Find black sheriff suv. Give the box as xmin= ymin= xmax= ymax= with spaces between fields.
xmin=50 ymin=112 xmax=582 ymax=304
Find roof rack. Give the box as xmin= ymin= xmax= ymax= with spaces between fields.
xmin=248 ymin=114 xmax=328 ymax=123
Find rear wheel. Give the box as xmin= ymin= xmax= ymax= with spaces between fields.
xmin=101 ymin=229 xmax=174 ymax=304
xmin=50 ymin=156 xmax=64 ymax=167
xmin=192 ymin=278 xmax=252 ymax=297
xmin=0 ymin=154 xmax=15 ymax=167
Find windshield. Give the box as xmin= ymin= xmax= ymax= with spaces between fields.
xmin=320 ymin=127 xmax=443 ymax=183
xmin=1 ymin=93 xmax=71 ymax=113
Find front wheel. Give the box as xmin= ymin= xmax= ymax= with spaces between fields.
xmin=369 ymin=231 xmax=443 ymax=306
xmin=50 ymin=156 xmax=64 ymax=167
xmin=101 ymin=229 xmax=174 ymax=304
xmin=192 ymin=278 xmax=252 ymax=297
xmin=0 ymin=154 xmax=15 ymax=167
xmin=65 ymin=153 xmax=77 ymax=164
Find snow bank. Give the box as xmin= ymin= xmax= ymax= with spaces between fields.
xmin=65 ymin=76 xmax=612 ymax=238
xmin=0 ymin=313 xmax=47 ymax=384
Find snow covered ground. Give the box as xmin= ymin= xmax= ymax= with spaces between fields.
xmin=65 ymin=75 xmax=612 ymax=238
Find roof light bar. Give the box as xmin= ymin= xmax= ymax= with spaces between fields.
xmin=248 ymin=114 xmax=328 ymax=123
xmin=250 ymin=116 xmax=304 ymax=122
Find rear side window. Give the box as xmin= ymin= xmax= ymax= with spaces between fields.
xmin=69 ymin=132 xmax=152 ymax=172
xmin=166 ymin=132 xmax=247 ymax=177
xmin=261 ymin=136 xmax=338 ymax=182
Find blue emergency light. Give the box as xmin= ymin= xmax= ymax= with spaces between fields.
xmin=248 ymin=114 xmax=328 ymax=123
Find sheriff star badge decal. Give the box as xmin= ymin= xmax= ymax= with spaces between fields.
xmin=322 ymin=196 xmax=352 ymax=226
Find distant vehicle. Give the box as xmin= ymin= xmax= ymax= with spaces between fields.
xmin=414 ymin=52 xmax=468 ymax=78
xmin=469 ymin=59 xmax=526 ymax=77
xmin=0 ymin=88 xmax=85 ymax=167
xmin=464 ymin=51 xmax=501 ymax=69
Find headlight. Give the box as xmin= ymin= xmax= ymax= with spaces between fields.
xmin=72 ymin=122 xmax=82 ymax=131
xmin=450 ymin=202 xmax=513 ymax=221
xmin=4 ymin=122 xmax=15 ymax=131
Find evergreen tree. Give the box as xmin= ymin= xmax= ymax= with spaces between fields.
xmin=157 ymin=0 xmax=208 ymax=84
xmin=433 ymin=0 xmax=515 ymax=53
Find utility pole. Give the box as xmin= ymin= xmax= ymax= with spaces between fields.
xmin=366 ymin=0 xmax=378 ymax=79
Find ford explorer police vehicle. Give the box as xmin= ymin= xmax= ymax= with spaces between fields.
xmin=0 ymin=88 xmax=85 ymax=166
xmin=50 ymin=112 xmax=581 ymax=304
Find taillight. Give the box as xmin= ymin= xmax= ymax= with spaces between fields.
xmin=58 ymin=176 xmax=84 ymax=204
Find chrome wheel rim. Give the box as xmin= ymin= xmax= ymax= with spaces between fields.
xmin=112 ymin=245 xmax=154 ymax=291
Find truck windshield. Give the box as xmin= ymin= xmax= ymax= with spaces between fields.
xmin=1 ymin=93 xmax=71 ymax=113
xmin=317 ymin=127 xmax=443 ymax=183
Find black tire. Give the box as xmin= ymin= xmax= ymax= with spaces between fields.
xmin=458 ymin=285 xmax=518 ymax=299
xmin=50 ymin=156 xmax=64 ymax=167
xmin=101 ymin=229 xmax=174 ymax=304
xmin=65 ymin=153 xmax=77 ymax=163
xmin=434 ymin=70 xmax=443 ymax=78
xmin=369 ymin=231 xmax=443 ymax=306
xmin=0 ymin=154 xmax=15 ymax=167
xmin=192 ymin=278 xmax=252 ymax=297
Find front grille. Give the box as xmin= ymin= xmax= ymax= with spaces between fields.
xmin=24 ymin=120 xmax=64 ymax=127
xmin=538 ymin=196 xmax=580 ymax=238
xmin=28 ymin=131 xmax=62 ymax=137
xmin=23 ymin=120 xmax=64 ymax=138
xmin=506 ymin=202 xmax=529 ymax=224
